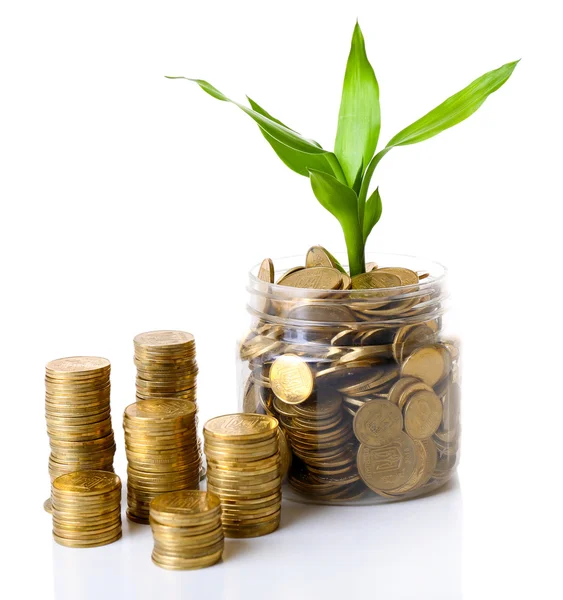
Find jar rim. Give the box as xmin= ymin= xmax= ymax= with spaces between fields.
xmin=248 ymin=252 xmax=448 ymax=297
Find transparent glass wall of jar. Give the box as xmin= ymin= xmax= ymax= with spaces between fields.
xmin=237 ymin=254 xmax=460 ymax=505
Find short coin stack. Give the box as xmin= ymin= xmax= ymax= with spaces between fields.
xmin=124 ymin=398 xmax=200 ymax=524
xmin=45 ymin=357 xmax=115 ymax=484
xmin=133 ymin=331 xmax=198 ymax=403
xmin=51 ymin=470 xmax=122 ymax=548
xmin=150 ymin=491 xmax=223 ymax=570
xmin=204 ymin=414 xmax=281 ymax=538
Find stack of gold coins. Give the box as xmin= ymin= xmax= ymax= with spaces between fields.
xmin=45 ymin=357 xmax=115 ymax=485
xmin=203 ymin=414 xmax=281 ymax=538
xmin=124 ymin=398 xmax=200 ymax=524
xmin=51 ymin=470 xmax=122 ymax=548
xmin=133 ymin=331 xmax=198 ymax=403
xmin=150 ymin=490 xmax=223 ymax=570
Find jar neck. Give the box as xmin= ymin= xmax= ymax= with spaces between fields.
xmin=246 ymin=253 xmax=449 ymax=330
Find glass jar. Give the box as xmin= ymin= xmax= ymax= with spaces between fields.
xmin=237 ymin=253 xmax=460 ymax=505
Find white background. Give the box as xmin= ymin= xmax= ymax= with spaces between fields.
xmin=1 ymin=1 xmax=561 ymax=598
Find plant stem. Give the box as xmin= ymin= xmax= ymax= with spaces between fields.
xmin=344 ymin=227 xmax=366 ymax=276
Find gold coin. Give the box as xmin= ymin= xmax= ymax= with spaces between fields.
xmin=287 ymin=302 xmax=355 ymax=322
xmin=364 ymin=261 xmax=378 ymax=272
xmin=351 ymin=271 xmax=401 ymax=290
xmin=46 ymin=357 xmax=110 ymax=377
xmin=43 ymin=498 xmax=53 ymax=514
xmin=340 ymin=272 xmax=352 ymax=290
xmin=278 ymin=267 xmax=342 ymax=290
xmin=353 ymin=400 xmax=403 ymax=446
xmin=401 ymin=344 xmax=451 ymax=387
xmin=151 ymin=547 xmax=223 ymax=570
xmin=239 ymin=335 xmax=281 ymax=361
xmin=375 ymin=267 xmax=419 ymax=286
xmin=53 ymin=471 xmax=121 ymax=496
xmin=124 ymin=398 xmax=196 ymax=422
xmin=53 ymin=530 xmax=122 ymax=548
xmin=305 ymin=246 xmax=335 ymax=269
xmin=270 ymin=354 xmax=314 ymax=405
xmin=222 ymin=517 xmax=279 ymax=539
xmin=403 ymin=390 xmax=443 ymax=439
xmin=275 ymin=266 xmax=305 ymax=284
xmin=385 ymin=437 xmax=438 ymax=495
xmin=257 ymin=258 xmax=275 ymax=283
xmin=356 ymin=433 xmax=417 ymax=492
xmin=204 ymin=413 xmax=278 ymax=441
xmin=134 ymin=330 xmax=195 ymax=349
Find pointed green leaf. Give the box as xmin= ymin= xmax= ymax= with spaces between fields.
xmin=309 ymin=169 xmax=359 ymax=228
xmin=351 ymin=159 xmax=364 ymax=196
xmin=363 ymin=187 xmax=382 ymax=243
xmin=166 ymin=76 xmax=327 ymax=155
xmin=387 ymin=60 xmax=519 ymax=147
xmin=308 ymin=169 xmax=365 ymax=275
xmin=335 ymin=22 xmax=380 ymax=186
xmin=247 ymin=97 xmax=339 ymax=178
xmin=359 ymin=60 xmax=518 ymax=209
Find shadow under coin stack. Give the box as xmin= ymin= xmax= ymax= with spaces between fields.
xmin=204 ymin=414 xmax=281 ymax=538
xmin=45 ymin=357 xmax=115 ymax=489
xmin=124 ymin=398 xmax=200 ymax=524
xmin=51 ymin=471 xmax=122 ymax=548
xmin=149 ymin=491 xmax=223 ymax=570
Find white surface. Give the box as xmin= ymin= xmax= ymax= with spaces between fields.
xmin=49 ymin=479 xmax=462 ymax=600
xmin=1 ymin=1 xmax=562 ymax=598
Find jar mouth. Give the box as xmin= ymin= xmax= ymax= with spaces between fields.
xmin=248 ymin=252 xmax=448 ymax=297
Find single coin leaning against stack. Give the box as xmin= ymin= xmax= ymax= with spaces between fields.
xmin=44 ymin=356 xmax=116 ymax=512
xmin=204 ymin=414 xmax=282 ymax=538
xmin=150 ymin=490 xmax=224 ymax=570
xmin=51 ymin=470 xmax=122 ymax=548
xmin=124 ymin=398 xmax=200 ymax=524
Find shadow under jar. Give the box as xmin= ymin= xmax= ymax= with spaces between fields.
xmin=237 ymin=253 xmax=461 ymax=505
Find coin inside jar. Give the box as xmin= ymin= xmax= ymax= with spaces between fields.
xmin=270 ymin=354 xmax=314 ymax=405
xmin=353 ymin=400 xmax=403 ymax=447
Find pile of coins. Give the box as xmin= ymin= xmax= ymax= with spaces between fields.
xmin=45 ymin=357 xmax=115 ymax=486
xmin=124 ymin=398 xmax=200 ymax=524
xmin=134 ymin=331 xmax=198 ymax=403
xmin=150 ymin=491 xmax=224 ymax=570
xmin=240 ymin=246 xmax=461 ymax=503
xmin=51 ymin=471 xmax=122 ymax=548
xmin=204 ymin=414 xmax=282 ymax=538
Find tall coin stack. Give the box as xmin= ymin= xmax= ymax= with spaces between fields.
xmin=204 ymin=414 xmax=282 ymax=538
xmin=133 ymin=331 xmax=198 ymax=403
xmin=150 ymin=491 xmax=224 ymax=570
xmin=124 ymin=398 xmax=200 ymax=524
xmin=51 ymin=471 xmax=122 ymax=548
xmin=45 ymin=357 xmax=115 ymax=484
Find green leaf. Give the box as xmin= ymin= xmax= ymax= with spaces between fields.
xmin=167 ymin=77 xmax=327 ymax=154
xmin=247 ymin=97 xmax=338 ymax=178
xmin=351 ymin=159 xmax=364 ymax=196
xmin=166 ymin=76 xmax=349 ymax=183
xmin=308 ymin=169 xmax=364 ymax=275
xmin=359 ymin=60 xmax=519 ymax=210
xmin=335 ymin=22 xmax=380 ymax=186
xmin=363 ymin=187 xmax=382 ymax=243
xmin=387 ymin=60 xmax=519 ymax=147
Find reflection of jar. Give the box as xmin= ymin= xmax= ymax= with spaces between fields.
xmin=237 ymin=253 xmax=460 ymax=505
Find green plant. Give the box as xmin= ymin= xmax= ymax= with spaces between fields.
xmin=167 ymin=22 xmax=518 ymax=276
